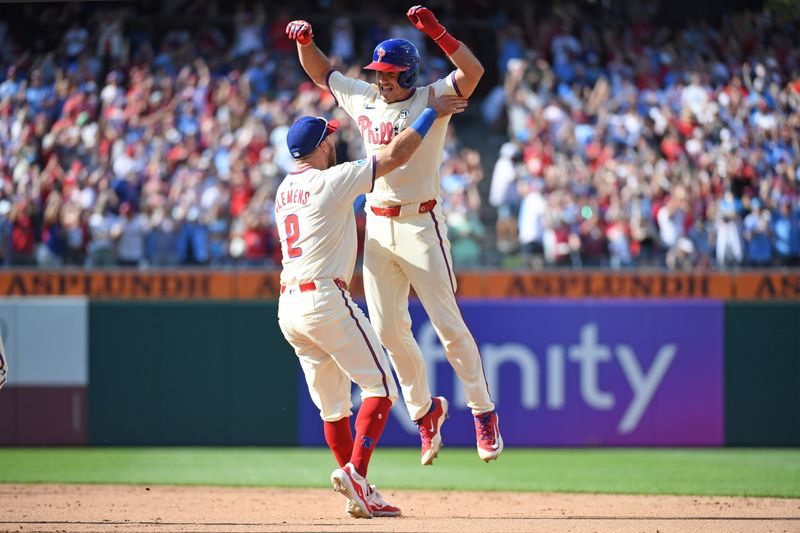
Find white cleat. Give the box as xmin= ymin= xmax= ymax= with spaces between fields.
xmin=331 ymin=462 xmax=372 ymax=518
xmin=346 ymin=484 xmax=401 ymax=517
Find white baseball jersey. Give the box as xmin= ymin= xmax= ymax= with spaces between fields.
xmin=276 ymin=155 xmax=398 ymax=422
xmin=326 ymin=69 xmax=495 ymax=422
xmin=275 ymin=156 xmax=376 ymax=286
xmin=326 ymin=70 xmax=460 ymax=205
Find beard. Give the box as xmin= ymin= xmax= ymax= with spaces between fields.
xmin=327 ymin=145 xmax=337 ymax=167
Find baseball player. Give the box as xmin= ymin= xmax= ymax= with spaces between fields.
xmin=276 ymin=91 xmax=467 ymax=518
xmin=287 ymin=6 xmax=503 ymax=464
xmin=0 ymin=333 xmax=6 ymax=391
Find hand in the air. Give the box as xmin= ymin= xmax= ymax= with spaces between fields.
xmin=286 ymin=20 xmax=314 ymax=45
xmin=407 ymin=5 xmax=446 ymax=40
xmin=426 ymin=87 xmax=467 ymax=117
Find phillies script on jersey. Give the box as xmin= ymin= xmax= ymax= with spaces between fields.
xmin=358 ymin=116 xmax=398 ymax=145
xmin=275 ymin=188 xmax=311 ymax=212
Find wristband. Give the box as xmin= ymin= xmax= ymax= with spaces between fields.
xmin=435 ymin=31 xmax=461 ymax=56
xmin=411 ymin=107 xmax=438 ymax=139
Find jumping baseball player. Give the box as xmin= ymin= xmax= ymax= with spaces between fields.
xmin=276 ymin=91 xmax=467 ymax=518
xmin=287 ymin=6 xmax=503 ymax=465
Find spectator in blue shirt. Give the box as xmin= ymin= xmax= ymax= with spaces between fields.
xmin=743 ymin=199 xmax=773 ymax=266
xmin=772 ymin=199 xmax=800 ymax=266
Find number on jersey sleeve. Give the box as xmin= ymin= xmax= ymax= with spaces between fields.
xmin=284 ymin=214 xmax=302 ymax=258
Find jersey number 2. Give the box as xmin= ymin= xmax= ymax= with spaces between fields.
xmin=284 ymin=214 xmax=302 ymax=258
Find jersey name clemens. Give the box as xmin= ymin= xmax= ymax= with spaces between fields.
xmin=275 ymin=189 xmax=310 ymax=212
xmin=358 ymin=115 xmax=395 ymax=145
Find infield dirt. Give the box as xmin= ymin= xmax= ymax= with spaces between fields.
xmin=1 ymin=484 xmax=798 ymax=532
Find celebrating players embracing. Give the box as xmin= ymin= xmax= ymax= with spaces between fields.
xmin=276 ymin=89 xmax=466 ymax=518
xmin=287 ymin=6 xmax=503 ymax=465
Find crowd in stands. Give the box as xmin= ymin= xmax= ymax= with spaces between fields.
xmin=486 ymin=5 xmax=800 ymax=269
xmin=0 ymin=2 xmax=797 ymax=270
xmin=0 ymin=2 xmax=490 ymax=269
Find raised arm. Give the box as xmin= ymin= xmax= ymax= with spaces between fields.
xmin=407 ymin=5 xmax=484 ymax=98
xmin=374 ymin=88 xmax=467 ymax=176
xmin=285 ymin=20 xmax=333 ymax=90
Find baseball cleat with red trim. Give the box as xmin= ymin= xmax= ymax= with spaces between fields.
xmin=346 ymin=484 xmax=401 ymax=517
xmin=331 ymin=463 xmax=372 ymax=518
xmin=474 ymin=410 xmax=503 ymax=462
xmin=416 ymin=396 xmax=448 ymax=466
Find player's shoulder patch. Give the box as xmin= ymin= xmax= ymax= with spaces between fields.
xmin=354 ymin=158 xmax=368 ymax=167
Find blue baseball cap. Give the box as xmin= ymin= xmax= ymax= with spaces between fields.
xmin=287 ymin=116 xmax=340 ymax=159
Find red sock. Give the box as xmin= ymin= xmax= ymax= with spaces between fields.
xmin=323 ymin=417 xmax=353 ymax=468
xmin=350 ymin=397 xmax=392 ymax=477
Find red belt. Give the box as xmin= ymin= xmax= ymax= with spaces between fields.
xmin=370 ymin=199 xmax=437 ymax=217
xmin=280 ymin=278 xmax=348 ymax=294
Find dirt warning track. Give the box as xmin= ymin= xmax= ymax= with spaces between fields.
xmin=1 ymin=484 xmax=798 ymax=533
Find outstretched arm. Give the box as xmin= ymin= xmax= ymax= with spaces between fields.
xmin=407 ymin=5 xmax=484 ymax=97
xmin=375 ymin=88 xmax=467 ymax=176
xmin=286 ymin=20 xmax=333 ymax=91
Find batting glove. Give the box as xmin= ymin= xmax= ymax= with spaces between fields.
xmin=286 ymin=20 xmax=313 ymax=45
xmin=407 ymin=6 xmax=460 ymax=55
xmin=407 ymin=6 xmax=446 ymax=40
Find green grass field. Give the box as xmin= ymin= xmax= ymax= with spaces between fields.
xmin=1 ymin=448 xmax=798 ymax=498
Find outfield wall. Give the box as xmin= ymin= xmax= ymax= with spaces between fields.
xmin=0 ymin=298 xmax=88 ymax=445
xmin=724 ymin=302 xmax=800 ymax=446
xmin=88 ymin=302 xmax=297 ymax=445
xmin=300 ymin=300 xmax=726 ymax=447
xmin=1 ymin=295 xmax=796 ymax=446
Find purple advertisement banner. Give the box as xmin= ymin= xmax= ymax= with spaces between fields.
xmin=298 ymin=300 xmax=724 ymax=446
